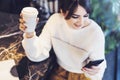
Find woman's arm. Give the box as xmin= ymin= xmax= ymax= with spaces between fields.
xmin=21 ymin=14 xmax=58 ymax=62
xmin=82 ymin=27 xmax=107 ymax=80
xmin=22 ymin=29 xmax=51 ymax=62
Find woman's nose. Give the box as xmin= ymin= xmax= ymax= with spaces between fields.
xmin=77 ymin=16 xmax=84 ymax=23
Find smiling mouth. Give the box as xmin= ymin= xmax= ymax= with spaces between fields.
xmin=74 ymin=24 xmax=82 ymax=28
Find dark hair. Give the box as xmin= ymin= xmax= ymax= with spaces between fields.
xmin=59 ymin=0 xmax=92 ymax=19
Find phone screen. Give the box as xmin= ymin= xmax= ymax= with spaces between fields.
xmin=84 ymin=59 xmax=104 ymax=68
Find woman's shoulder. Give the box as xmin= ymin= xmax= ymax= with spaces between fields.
xmin=90 ymin=19 xmax=103 ymax=31
xmin=90 ymin=19 xmax=105 ymax=37
xmin=90 ymin=19 xmax=100 ymax=27
xmin=49 ymin=13 xmax=63 ymax=20
xmin=46 ymin=13 xmax=64 ymax=26
xmin=45 ymin=13 xmax=64 ymax=29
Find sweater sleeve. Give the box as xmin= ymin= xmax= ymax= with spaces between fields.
xmin=86 ymin=27 xmax=107 ymax=80
xmin=22 ymin=14 xmax=58 ymax=62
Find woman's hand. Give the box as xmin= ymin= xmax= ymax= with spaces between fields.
xmin=82 ymin=66 xmax=100 ymax=75
xmin=19 ymin=14 xmax=39 ymax=38
xmin=19 ymin=14 xmax=27 ymax=32
xmin=19 ymin=14 xmax=39 ymax=32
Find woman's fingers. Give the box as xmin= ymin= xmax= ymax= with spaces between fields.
xmin=19 ymin=14 xmax=27 ymax=32
xmin=19 ymin=13 xmax=39 ymax=32
xmin=19 ymin=23 xmax=27 ymax=32
xmin=82 ymin=66 xmax=100 ymax=75
xmin=19 ymin=18 xmax=25 ymax=23
xmin=20 ymin=13 xmax=23 ymax=19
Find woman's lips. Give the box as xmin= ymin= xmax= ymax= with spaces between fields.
xmin=74 ymin=24 xmax=81 ymax=28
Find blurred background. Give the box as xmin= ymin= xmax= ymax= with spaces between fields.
xmin=0 ymin=0 xmax=120 ymax=80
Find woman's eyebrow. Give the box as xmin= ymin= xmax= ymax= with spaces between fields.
xmin=72 ymin=13 xmax=88 ymax=16
xmin=72 ymin=14 xmax=80 ymax=16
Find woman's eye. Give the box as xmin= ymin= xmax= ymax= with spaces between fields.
xmin=84 ymin=14 xmax=89 ymax=17
xmin=71 ymin=16 xmax=79 ymax=19
xmin=71 ymin=14 xmax=89 ymax=19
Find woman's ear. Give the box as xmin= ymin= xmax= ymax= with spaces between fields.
xmin=60 ymin=9 xmax=69 ymax=19
xmin=60 ymin=9 xmax=64 ymax=16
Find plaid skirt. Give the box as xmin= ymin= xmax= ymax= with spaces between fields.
xmin=49 ymin=64 xmax=91 ymax=80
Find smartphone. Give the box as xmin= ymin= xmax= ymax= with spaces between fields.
xmin=84 ymin=59 xmax=104 ymax=68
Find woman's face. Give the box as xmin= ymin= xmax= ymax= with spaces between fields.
xmin=65 ymin=5 xmax=89 ymax=29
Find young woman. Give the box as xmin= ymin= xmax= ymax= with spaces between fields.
xmin=19 ymin=0 xmax=107 ymax=80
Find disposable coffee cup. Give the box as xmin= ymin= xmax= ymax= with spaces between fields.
xmin=21 ymin=7 xmax=38 ymax=32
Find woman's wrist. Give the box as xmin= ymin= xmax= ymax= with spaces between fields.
xmin=25 ymin=32 xmax=35 ymax=38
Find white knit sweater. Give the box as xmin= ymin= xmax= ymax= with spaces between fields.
xmin=22 ymin=13 xmax=107 ymax=80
